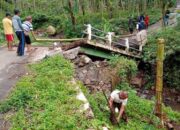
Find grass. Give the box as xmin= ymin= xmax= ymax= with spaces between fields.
xmin=80 ymin=56 xmax=180 ymax=130
xmin=0 ymin=56 xmax=88 ymax=130
xmin=0 ymin=55 xmax=179 ymax=130
xmin=82 ymin=85 xmax=180 ymax=130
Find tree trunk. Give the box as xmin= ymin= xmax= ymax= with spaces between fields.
xmin=33 ymin=0 xmax=36 ymax=12
xmin=14 ymin=0 xmax=17 ymax=9
xmin=80 ymin=0 xmax=85 ymax=15
xmin=68 ymin=0 xmax=76 ymax=31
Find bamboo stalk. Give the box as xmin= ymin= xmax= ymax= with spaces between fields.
xmin=155 ymin=38 xmax=165 ymax=127
xmin=31 ymin=31 xmax=84 ymax=42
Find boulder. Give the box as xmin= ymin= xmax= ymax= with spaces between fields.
xmin=63 ymin=47 xmax=80 ymax=60
xmin=47 ymin=48 xmax=63 ymax=57
xmin=78 ymin=55 xmax=92 ymax=67
xmin=46 ymin=25 xmax=56 ymax=35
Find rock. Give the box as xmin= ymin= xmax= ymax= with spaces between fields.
xmin=78 ymin=62 xmax=85 ymax=67
xmin=78 ymin=55 xmax=92 ymax=67
xmin=131 ymin=77 xmax=143 ymax=87
xmin=85 ymin=108 xmax=94 ymax=119
xmin=177 ymin=96 xmax=180 ymax=103
xmin=151 ymin=86 xmax=155 ymax=90
xmin=86 ymin=128 xmax=95 ymax=130
xmin=47 ymin=48 xmax=63 ymax=57
xmin=84 ymin=79 xmax=91 ymax=85
xmin=81 ymin=55 xmax=92 ymax=64
xmin=143 ymin=90 xmax=149 ymax=94
xmin=171 ymin=88 xmax=176 ymax=93
xmin=82 ymin=69 xmax=87 ymax=74
xmin=74 ymin=80 xmax=94 ymax=119
xmin=46 ymin=25 xmax=56 ymax=35
xmin=77 ymin=72 xmax=85 ymax=81
xmin=63 ymin=47 xmax=80 ymax=60
xmin=101 ymin=60 xmax=109 ymax=67
xmin=94 ymin=61 xmax=101 ymax=67
xmin=102 ymin=127 xmax=108 ymax=130
xmin=140 ymin=94 xmax=147 ymax=99
xmin=165 ymin=97 xmax=171 ymax=102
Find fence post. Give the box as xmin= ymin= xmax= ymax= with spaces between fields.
xmin=107 ymin=32 xmax=112 ymax=48
xmin=125 ymin=38 xmax=129 ymax=52
xmin=87 ymin=24 xmax=92 ymax=41
xmin=155 ymin=38 xmax=165 ymax=127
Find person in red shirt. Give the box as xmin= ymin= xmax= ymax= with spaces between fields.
xmin=144 ymin=14 xmax=149 ymax=29
xmin=2 ymin=12 xmax=14 ymax=51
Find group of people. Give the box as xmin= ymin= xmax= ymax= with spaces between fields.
xmin=2 ymin=9 xmax=33 ymax=56
xmin=128 ymin=14 xmax=149 ymax=34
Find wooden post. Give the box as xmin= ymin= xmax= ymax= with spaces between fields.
xmin=155 ymin=38 xmax=165 ymax=126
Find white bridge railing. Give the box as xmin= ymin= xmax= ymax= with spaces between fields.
xmin=83 ymin=24 xmax=144 ymax=53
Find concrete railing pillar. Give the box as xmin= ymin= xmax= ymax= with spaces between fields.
xmin=87 ymin=24 xmax=92 ymax=41
xmin=107 ymin=32 xmax=112 ymax=48
xmin=125 ymin=38 xmax=129 ymax=52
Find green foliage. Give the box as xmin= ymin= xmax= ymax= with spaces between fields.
xmin=82 ymin=82 xmax=180 ymax=130
xmin=109 ymin=55 xmax=137 ymax=81
xmin=142 ymin=26 xmax=180 ymax=89
xmin=0 ymin=28 xmax=5 ymax=46
xmin=0 ymin=56 xmax=89 ymax=130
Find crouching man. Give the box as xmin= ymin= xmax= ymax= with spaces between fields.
xmin=108 ymin=90 xmax=128 ymax=125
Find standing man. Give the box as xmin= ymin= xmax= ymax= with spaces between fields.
xmin=108 ymin=90 xmax=128 ymax=125
xmin=22 ymin=16 xmax=33 ymax=52
xmin=12 ymin=9 xmax=25 ymax=56
xmin=128 ymin=17 xmax=134 ymax=34
xmin=2 ymin=12 xmax=14 ymax=51
xmin=164 ymin=10 xmax=170 ymax=26
xmin=139 ymin=14 xmax=145 ymax=22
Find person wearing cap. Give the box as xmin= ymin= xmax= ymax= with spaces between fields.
xmin=108 ymin=90 xmax=128 ymax=124
xmin=12 ymin=9 xmax=25 ymax=56
xmin=22 ymin=16 xmax=33 ymax=52
xmin=2 ymin=12 xmax=14 ymax=51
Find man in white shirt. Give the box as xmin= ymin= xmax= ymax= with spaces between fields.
xmin=108 ymin=90 xmax=128 ymax=124
xmin=22 ymin=16 xmax=33 ymax=52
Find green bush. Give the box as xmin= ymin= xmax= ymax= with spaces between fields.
xmin=81 ymin=82 xmax=180 ymax=130
xmin=109 ymin=56 xmax=137 ymax=81
xmin=142 ymin=27 xmax=180 ymax=89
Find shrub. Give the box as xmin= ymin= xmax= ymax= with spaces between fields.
xmin=142 ymin=26 xmax=180 ymax=89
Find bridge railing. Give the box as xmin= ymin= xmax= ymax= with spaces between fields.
xmin=83 ymin=24 xmax=144 ymax=53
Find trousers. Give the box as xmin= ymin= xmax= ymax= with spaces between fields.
xmin=16 ymin=31 xmax=25 ymax=56
xmin=109 ymin=102 xmax=128 ymax=125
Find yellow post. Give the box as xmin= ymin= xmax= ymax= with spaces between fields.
xmin=155 ymin=38 xmax=165 ymax=126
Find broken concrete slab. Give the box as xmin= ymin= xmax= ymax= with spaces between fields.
xmin=71 ymin=79 xmax=94 ymax=119
xmin=63 ymin=47 xmax=80 ymax=60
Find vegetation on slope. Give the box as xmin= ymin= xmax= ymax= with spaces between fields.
xmin=81 ymin=56 xmax=180 ymax=130
xmin=142 ymin=20 xmax=180 ymax=89
xmin=0 ymin=56 xmax=87 ymax=130
xmin=0 ymin=56 xmax=179 ymax=130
